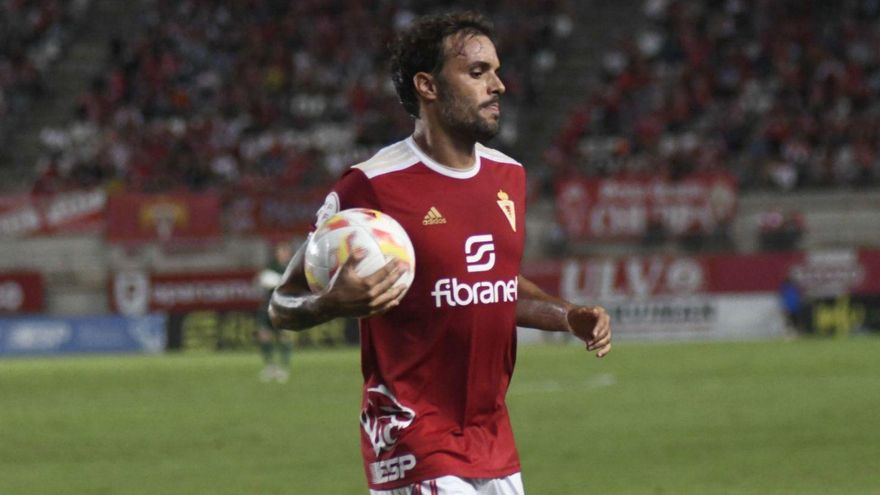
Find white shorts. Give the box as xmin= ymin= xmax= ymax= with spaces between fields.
xmin=370 ymin=473 xmax=525 ymax=495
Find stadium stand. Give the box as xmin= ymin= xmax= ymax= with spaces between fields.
xmin=546 ymin=0 xmax=880 ymax=193
xmin=0 ymin=0 xmax=90 ymax=153
xmin=26 ymin=0 xmax=574 ymax=195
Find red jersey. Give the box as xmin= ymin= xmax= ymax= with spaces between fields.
xmin=314 ymin=136 xmax=526 ymax=490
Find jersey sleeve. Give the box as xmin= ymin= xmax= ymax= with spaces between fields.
xmin=312 ymin=168 xmax=380 ymax=229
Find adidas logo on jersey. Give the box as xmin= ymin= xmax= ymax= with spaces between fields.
xmin=422 ymin=207 xmax=447 ymax=225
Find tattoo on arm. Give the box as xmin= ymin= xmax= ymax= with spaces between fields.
xmin=269 ymin=290 xmax=334 ymax=331
xmin=268 ymin=235 xmax=336 ymax=331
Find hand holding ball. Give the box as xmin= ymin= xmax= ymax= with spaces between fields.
xmin=304 ymin=208 xmax=416 ymax=296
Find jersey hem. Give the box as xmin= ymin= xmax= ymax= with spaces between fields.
xmin=367 ymin=463 xmax=522 ymax=491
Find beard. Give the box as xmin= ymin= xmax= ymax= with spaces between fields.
xmin=436 ymin=78 xmax=501 ymax=143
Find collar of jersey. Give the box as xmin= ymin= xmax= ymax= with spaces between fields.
xmin=405 ymin=136 xmax=481 ymax=179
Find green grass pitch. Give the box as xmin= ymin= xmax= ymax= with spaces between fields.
xmin=1 ymin=337 xmax=879 ymax=494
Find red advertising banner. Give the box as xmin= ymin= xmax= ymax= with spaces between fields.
xmin=225 ymin=191 xmax=325 ymax=237
xmin=0 ymin=189 xmax=106 ymax=238
xmin=707 ymin=249 xmax=880 ymax=297
xmin=521 ymin=249 xmax=880 ymax=300
xmin=526 ymin=255 xmax=710 ymax=301
xmin=0 ymin=272 xmax=44 ymax=313
xmin=109 ymin=270 xmax=263 ymax=315
xmin=106 ymin=193 xmax=222 ymax=243
xmin=555 ymin=174 xmax=738 ymax=240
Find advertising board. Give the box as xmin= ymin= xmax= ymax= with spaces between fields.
xmin=110 ymin=270 xmax=264 ymax=315
xmin=0 ymin=272 xmax=43 ymax=314
xmin=0 ymin=315 xmax=166 ymax=356
xmin=0 ymin=189 xmax=106 ymax=238
xmin=106 ymin=193 xmax=222 ymax=243
xmin=555 ymin=174 xmax=737 ymax=240
xmin=225 ymin=191 xmax=325 ymax=237
xmin=516 ymin=250 xmax=880 ymax=341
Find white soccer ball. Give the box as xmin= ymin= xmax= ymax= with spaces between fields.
xmin=304 ymin=208 xmax=416 ymax=294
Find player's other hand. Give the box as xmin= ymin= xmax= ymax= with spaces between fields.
xmin=323 ymin=249 xmax=406 ymax=318
xmin=566 ymin=306 xmax=612 ymax=358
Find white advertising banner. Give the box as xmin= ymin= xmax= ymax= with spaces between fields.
xmin=518 ymin=293 xmax=786 ymax=343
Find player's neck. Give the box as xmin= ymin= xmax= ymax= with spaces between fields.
xmin=412 ymin=119 xmax=476 ymax=170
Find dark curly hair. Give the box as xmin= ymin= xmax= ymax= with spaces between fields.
xmin=389 ymin=11 xmax=496 ymax=118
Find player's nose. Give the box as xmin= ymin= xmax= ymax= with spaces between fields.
xmin=489 ymin=71 xmax=505 ymax=95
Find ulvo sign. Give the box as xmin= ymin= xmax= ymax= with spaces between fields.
xmin=560 ymin=256 xmax=706 ymax=300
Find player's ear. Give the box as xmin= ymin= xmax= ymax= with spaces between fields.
xmin=413 ymin=72 xmax=439 ymax=103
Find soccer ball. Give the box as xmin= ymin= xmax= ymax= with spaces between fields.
xmin=304 ymin=208 xmax=416 ymax=294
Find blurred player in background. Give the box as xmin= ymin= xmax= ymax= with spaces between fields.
xmin=779 ymin=276 xmax=805 ymax=335
xmin=256 ymin=240 xmax=294 ymax=383
xmin=270 ymin=11 xmax=611 ymax=494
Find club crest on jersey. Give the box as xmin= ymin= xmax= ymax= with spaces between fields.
xmin=496 ymin=190 xmax=516 ymax=231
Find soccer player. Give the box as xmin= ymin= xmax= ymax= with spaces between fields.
xmin=269 ymin=11 xmax=611 ymax=494
xmin=256 ymin=240 xmax=294 ymax=383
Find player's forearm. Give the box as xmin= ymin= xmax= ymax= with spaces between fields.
xmin=516 ymin=275 xmax=574 ymax=332
xmin=267 ymin=239 xmax=338 ymax=330
xmin=268 ymin=289 xmax=337 ymax=331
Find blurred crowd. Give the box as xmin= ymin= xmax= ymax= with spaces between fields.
xmin=31 ymin=0 xmax=573 ymax=195
xmin=545 ymin=0 xmax=880 ymax=193
xmin=0 ymin=0 xmax=89 ymax=140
